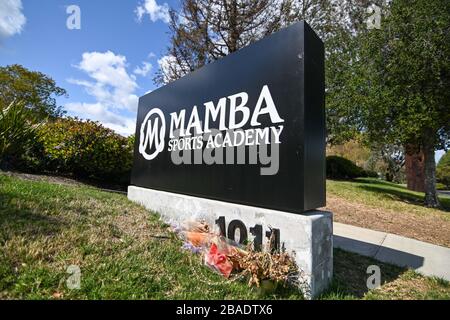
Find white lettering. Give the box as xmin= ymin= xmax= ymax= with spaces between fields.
xmin=169 ymin=109 xmax=186 ymax=138
xmin=228 ymin=92 xmax=250 ymax=130
xmin=185 ymin=106 xmax=203 ymax=136
xmin=251 ymin=85 xmax=284 ymax=126
xmin=204 ymin=98 xmax=227 ymax=133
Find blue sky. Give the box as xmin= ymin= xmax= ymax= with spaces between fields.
xmin=1 ymin=0 xmax=178 ymax=136
xmin=0 ymin=0 xmax=446 ymax=162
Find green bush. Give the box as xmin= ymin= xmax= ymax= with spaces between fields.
xmin=437 ymin=152 xmax=450 ymax=189
xmin=326 ymin=155 xmax=368 ymax=180
xmin=38 ymin=118 xmax=133 ymax=184
xmin=436 ymin=182 xmax=447 ymax=190
xmin=0 ymin=101 xmax=42 ymax=170
xmin=364 ymin=170 xmax=379 ymax=178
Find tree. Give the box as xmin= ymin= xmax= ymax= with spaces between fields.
xmin=348 ymin=0 xmax=450 ymax=207
xmin=155 ymin=0 xmax=285 ymax=85
xmin=437 ymin=152 xmax=450 ymax=189
xmin=377 ymin=144 xmax=405 ymax=183
xmin=0 ymin=64 xmax=67 ymax=119
xmin=154 ymin=0 xmax=359 ymax=86
xmin=321 ymin=0 xmax=387 ymax=145
xmin=405 ymin=144 xmax=425 ymax=192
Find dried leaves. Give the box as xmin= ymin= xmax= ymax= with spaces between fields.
xmin=233 ymin=246 xmax=298 ymax=287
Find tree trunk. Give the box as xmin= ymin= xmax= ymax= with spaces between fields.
xmin=422 ymin=137 xmax=440 ymax=208
xmin=405 ymin=144 xmax=425 ymax=192
xmin=227 ymin=0 xmax=239 ymax=53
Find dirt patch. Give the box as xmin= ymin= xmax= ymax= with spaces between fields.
xmin=323 ymin=195 xmax=450 ymax=248
xmin=2 ymin=171 xmax=83 ymax=187
xmin=1 ymin=171 xmax=126 ymax=193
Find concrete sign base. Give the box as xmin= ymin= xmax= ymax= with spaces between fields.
xmin=128 ymin=185 xmax=333 ymax=298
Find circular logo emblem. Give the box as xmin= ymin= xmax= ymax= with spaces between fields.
xmin=139 ymin=108 xmax=166 ymax=160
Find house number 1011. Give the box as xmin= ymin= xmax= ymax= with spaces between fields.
xmin=215 ymin=216 xmax=280 ymax=251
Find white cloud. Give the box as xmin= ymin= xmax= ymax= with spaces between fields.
xmin=70 ymin=51 xmax=139 ymax=112
xmin=134 ymin=61 xmax=152 ymax=77
xmin=67 ymin=51 xmax=141 ymax=136
xmin=0 ymin=0 xmax=26 ymax=40
xmin=135 ymin=0 xmax=170 ymax=23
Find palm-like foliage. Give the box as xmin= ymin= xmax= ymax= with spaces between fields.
xmin=0 ymin=101 xmax=42 ymax=167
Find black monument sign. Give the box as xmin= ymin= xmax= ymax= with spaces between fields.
xmin=131 ymin=21 xmax=325 ymax=214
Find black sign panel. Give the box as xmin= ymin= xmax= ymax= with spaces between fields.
xmin=131 ymin=21 xmax=325 ymax=214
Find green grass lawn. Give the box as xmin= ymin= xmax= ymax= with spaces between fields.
xmin=327 ymin=178 xmax=450 ymax=218
xmin=1 ymin=173 xmax=449 ymax=300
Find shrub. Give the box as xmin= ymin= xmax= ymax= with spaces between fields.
xmin=326 ymin=155 xmax=367 ymax=180
xmin=364 ymin=170 xmax=379 ymax=178
xmin=436 ymin=182 xmax=447 ymax=191
xmin=38 ymin=118 xmax=133 ymax=184
xmin=437 ymin=152 xmax=450 ymax=189
xmin=0 ymin=101 xmax=42 ymax=170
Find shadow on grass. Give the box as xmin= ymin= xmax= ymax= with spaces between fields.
xmin=321 ymin=248 xmax=408 ymax=299
xmin=0 ymin=192 xmax=67 ymax=243
xmin=353 ymin=178 xmax=450 ymax=211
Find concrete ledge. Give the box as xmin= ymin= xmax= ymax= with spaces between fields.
xmin=128 ymin=185 xmax=333 ymax=298
xmin=334 ymin=223 xmax=386 ymax=257
xmin=334 ymin=222 xmax=450 ymax=281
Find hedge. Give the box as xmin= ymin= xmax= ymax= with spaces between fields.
xmin=38 ymin=118 xmax=134 ymax=184
xmin=326 ymin=155 xmax=376 ymax=180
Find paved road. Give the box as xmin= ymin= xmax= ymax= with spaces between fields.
xmin=438 ymin=190 xmax=450 ymax=197
xmin=334 ymin=222 xmax=450 ymax=281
